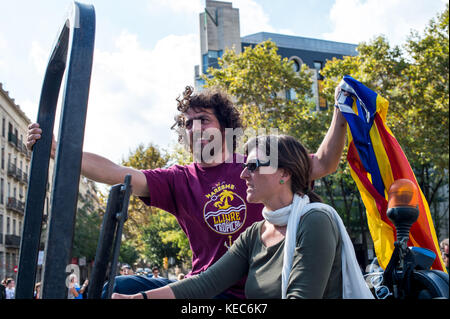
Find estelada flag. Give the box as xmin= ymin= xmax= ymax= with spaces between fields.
xmin=336 ymin=75 xmax=446 ymax=272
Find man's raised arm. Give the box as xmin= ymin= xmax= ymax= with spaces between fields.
xmin=27 ymin=123 xmax=149 ymax=197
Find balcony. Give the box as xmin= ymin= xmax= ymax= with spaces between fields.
xmin=22 ymin=172 xmax=29 ymax=184
xmin=5 ymin=234 xmax=21 ymax=248
xmin=21 ymin=142 xmax=31 ymax=158
xmin=8 ymin=131 xmax=18 ymax=147
xmin=7 ymin=162 xmax=16 ymax=177
xmin=6 ymin=197 xmax=25 ymax=215
xmin=16 ymin=167 xmax=24 ymax=183
xmin=7 ymin=162 xmax=23 ymax=182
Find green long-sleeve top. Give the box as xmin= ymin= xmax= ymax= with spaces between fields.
xmin=169 ymin=208 xmax=343 ymax=299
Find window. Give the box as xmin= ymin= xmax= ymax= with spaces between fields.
xmin=313 ymin=61 xmax=322 ymax=70
xmin=292 ymin=60 xmax=300 ymax=72
xmin=1 ymin=147 xmax=4 ymax=169
xmin=7 ymin=217 xmax=10 ymax=234
xmin=46 ymin=196 xmax=49 ymax=215
xmin=1 ymin=178 xmax=3 ymax=204
xmin=289 ymin=56 xmax=302 ymax=73
xmin=2 ymin=118 xmax=4 ymax=137
xmin=285 ymin=88 xmax=297 ymax=101
xmin=6 ymin=253 xmax=10 ymax=272
xmin=0 ymin=214 xmax=3 ymax=233
xmin=202 ymin=50 xmax=223 ymax=73
xmin=314 ymin=61 xmax=324 ymax=80
xmin=13 ymin=219 xmax=16 ymax=235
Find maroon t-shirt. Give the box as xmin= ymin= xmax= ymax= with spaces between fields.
xmin=139 ymin=154 xmax=264 ymax=298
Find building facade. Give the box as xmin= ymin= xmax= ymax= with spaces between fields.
xmin=0 ymin=82 xmax=99 ymax=282
xmin=0 ymin=83 xmax=34 ymax=281
xmin=195 ymin=0 xmax=358 ymax=111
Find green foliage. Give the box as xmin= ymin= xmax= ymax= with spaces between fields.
xmin=72 ymin=196 xmax=103 ymax=261
xmin=120 ymin=143 xmax=192 ymax=267
xmin=203 ymin=40 xmax=316 ymax=139
xmin=119 ymin=240 xmax=140 ymax=266
xmin=320 ymin=5 xmax=449 ymax=239
xmin=120 ymin=143 xmax=170 ymax=243
xmin=141 ymin=210 xmax=192 ymax=266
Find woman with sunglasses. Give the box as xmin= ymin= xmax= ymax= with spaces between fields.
xmin=113 ymin=134 xmax=372 ymax=299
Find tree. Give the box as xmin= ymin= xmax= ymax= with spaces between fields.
xmin=120 ymin=143 xmax=192 ymax=267
xmin=120 ymin=143 xmax=170 ymax=245
xmin=320 ymin=5 xmax=449 ymax=239
xmin=203 ymin=40 xmax=322 ymax=144
xmin=72 ymin=195 xmax=103 ymax=262
xmin=141 ymin=210 xmax=191 ymax=266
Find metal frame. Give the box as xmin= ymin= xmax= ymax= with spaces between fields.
xmin=87 ymin=175 xmax=132 ymax=299
xmin=15 ymin=1 xmax=95 ymax=299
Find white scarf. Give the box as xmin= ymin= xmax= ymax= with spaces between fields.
xmin=262 ymin=194 xmax=374 ymax=299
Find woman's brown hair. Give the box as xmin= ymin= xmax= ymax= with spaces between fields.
xmin=245 ymin=135 xmax=322 ymax=203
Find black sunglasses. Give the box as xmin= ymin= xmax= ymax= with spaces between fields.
xmin=242 ymin=159 xmax=271 ymax=172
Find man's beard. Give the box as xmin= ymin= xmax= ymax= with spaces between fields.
xmin=190 ymin=129 xmax=224 ymax=163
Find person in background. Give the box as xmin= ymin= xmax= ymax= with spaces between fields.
xmin=177 ymin=273 xmax=185 ymax=281
xmin=440 ymin=238 xmax=449 ymax=273
xmin=0 ymin=279 xmax=6 ymax=299
xmin=67 ymin=273 xmax=89 ymax=299
xmin=151 ymin=267 xmax=160 ymax=278
xmin=120 ymin=264 xmax=134 ymax=276
xmin=5 ymin=278 xmax=15 ymax=299
xmin=34 ymin=282 xmax=41 ymax=299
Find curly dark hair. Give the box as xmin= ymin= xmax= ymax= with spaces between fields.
xmin=172 ymin=86 xmax=243 ymax=151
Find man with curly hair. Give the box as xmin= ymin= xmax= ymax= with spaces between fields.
xmin=27 ymin=85 xmax=347 ymax=299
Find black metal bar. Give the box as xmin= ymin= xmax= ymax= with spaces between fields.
xmin=87 ymin=175 xmax=132 ymax=299
xmin=106 ymin=175 xmax=132 ymax=299
xmin=87 ymin=184 xmax=122 ymax=299
xmin=16 ymin=2 xmax=95 ymax=299
xmin=15 ymin=31 xmax=68 ymax=299
xmin=40 ymin=2 xmax=95 ymax=299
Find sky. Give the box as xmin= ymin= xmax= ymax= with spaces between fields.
xmin=0 ymin=0 xmax=447 ymax=165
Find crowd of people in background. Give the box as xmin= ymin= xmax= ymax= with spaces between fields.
xmin=1 ymin=239 xmax=448 ymax=300
xmin=0 ymin=262 xmax=188 ymax=299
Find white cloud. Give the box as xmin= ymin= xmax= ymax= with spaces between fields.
xmin=0 ymin=33 xmax=6 ymax=69
xmin=148 ymin=0 xmax=294 ymax=36
xmin=0 ymin=33 xmax=6 ymax=50
xmin=324 ymin=0 xmax=447 ymax=45
xmin=146 ymin=0 xmax=203 ymax=14
xmin=233 ymin=0 xmax=274 ymax=35
xmin=232 ymin=0 xmax=296 ymax=36
xmin=29 ymin=41 xmax=48 ymax=76
xmin=83 ymin=30 xmax=200 ymax=162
